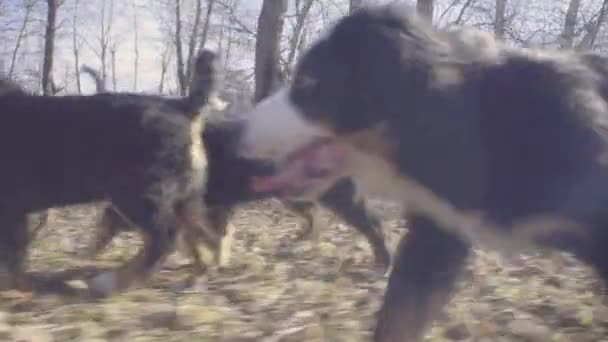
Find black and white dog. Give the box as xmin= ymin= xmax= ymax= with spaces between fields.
xmin=238 ymin=5 xmax=608 ymax=341
xmin=0 ymin=50 xmax=220 ymax=297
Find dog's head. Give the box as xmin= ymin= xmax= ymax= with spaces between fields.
xmin=239 ymin=5 xmax=451 ymax=198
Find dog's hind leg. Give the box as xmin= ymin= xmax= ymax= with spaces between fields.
xmin=203 ymin=206 xmax=234 ymax=267
xmin=0 ymin=212 xmax=31 ymax=291
xmin=86 ymin=198 xmax=178 ymax=297
xmin=319 ymin=178 xmax=392 ymax=273
xmin=374 ymin=215 xmax=469 ymax=342
xmin=82 ymin=205 xmax=135 ymax=258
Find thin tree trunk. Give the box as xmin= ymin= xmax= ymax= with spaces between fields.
xmin=159 ymin=44 xmax=172 ymax=94
xmin=175 ymin=0 xmax=187 ymax=95
xmin=254 ymin=0 xmax=288 ymax=103
xmin=453 ymin=0 xmax=475 ymax=25
xmin=72 ymin=0 xmax=81 ymax=93
xmin=99 ymin=0 xmax=114 ymax=85
xmin=185 ymin=0 xmax=203 ymax=81
xmin=133 ymin=1 xmax=139 ymax=91
xmin=9 ymin=0 xmax=34 ymax=79
xmin=100 ymin=0 xmax=107 ymax=83
xmin=494 ymin=0 xmax=507 ymax=39
xmin=561 ymin=0 xmax=581 ymax=49
xmin=224 ymin=24 xmax=233 ymax=71
xmin=286 ymin=0 xmax=315 ymax=69
xmin=110 ymin=44 xmax=117 ymax=91
xmin=585 ymin=0 xmax=608 ymax=49
xmin=42 ymin=0 xmax=58 ymax=95
xmin=198 ymin=0 xmax=216 ymax=52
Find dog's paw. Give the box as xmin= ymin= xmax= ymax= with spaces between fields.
xmin=86 ymin=271 xmax=118 ymax=298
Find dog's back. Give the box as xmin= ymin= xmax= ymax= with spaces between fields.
xmin=0 ymin=92 xmax=194 ymax=211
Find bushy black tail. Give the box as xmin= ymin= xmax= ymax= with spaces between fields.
xmin=80 ymin=65 xmax=106 ymax=93
xmin=186 ymin=49 xmax=222 ymax=114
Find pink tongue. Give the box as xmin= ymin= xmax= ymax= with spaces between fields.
xmin=250 ymin=142 xmax=347 ymax=194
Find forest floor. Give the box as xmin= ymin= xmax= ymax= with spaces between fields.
xmin=1 ymin=200 xmax=607 ymax=341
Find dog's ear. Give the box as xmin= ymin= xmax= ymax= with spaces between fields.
xmin=328 ymin=4 xmax=444 ymax=65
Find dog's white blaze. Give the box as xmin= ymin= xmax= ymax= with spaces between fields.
xmin=347 ymin=151 xmax=586 ymax=254
xmin=240 ymin=88 xmax=329 ymax=161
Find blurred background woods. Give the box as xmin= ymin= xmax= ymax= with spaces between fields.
xmin=2 ymin=0 xmax=608 ymax=103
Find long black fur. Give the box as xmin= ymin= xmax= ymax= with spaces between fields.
xmin=0 ymin=50 xmax=219 ymax=296
xmin=245 ymin=5 xmax=608 ymax=341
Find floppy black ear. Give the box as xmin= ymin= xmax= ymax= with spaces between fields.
xmin=316 ymin=6 xmax=440 ymax=129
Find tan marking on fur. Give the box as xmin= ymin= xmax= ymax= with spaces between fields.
xmin=190 ymin=113 xmax=207 ymax=174
xmin=90 ymin=109 xmax=212 ymax=294
xmin=208 ymin=95 xmax=228 ymax=112
xmin=217 ymin=222 xmax=234 ymax=266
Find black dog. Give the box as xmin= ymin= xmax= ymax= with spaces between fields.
xmin=238 ymin=5 xmax=608 ymax=342
xmin=0 ymin=50 xmax=220 ymax=297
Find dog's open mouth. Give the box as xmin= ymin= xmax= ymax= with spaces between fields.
xmin=251 ymin=139 xmax=349 ymax=198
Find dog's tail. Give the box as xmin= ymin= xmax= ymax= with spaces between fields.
xmin=185 ymin=49 xmax=226 ymax=116
xmin=80 ymin=65 xmax=106 ymax=93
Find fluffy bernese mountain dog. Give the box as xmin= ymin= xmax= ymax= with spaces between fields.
xmin=0 ymin=51 xmax=220 ymax=297
xmin=238 ymin=4 xmax=608 ymax=341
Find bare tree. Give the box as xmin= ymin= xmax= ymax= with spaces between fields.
xmin=41 ymin=0 xmax=58 ymax=95
xmin=184 ymin=0 xmax=203 ymax=89
xmin=133 ymin=0 xmax=139 ymax=91
xmin=437 ymin=0 xmax=476 ymax=26
xmin=174 ymin=0 xmax=186 ymax=94
xmin=254 ymin=0 xmax=288 ymax=103
xmin=416 ymin=0 xmax=433 ymax=22
xmin=110 ymin=42 xmax=117 ymax=91
xmin=9 ymin=0 xmax=37 ymax=79
xmin=578 ymin=0 xmax=608 ymax=50
xmin=284 ymin=0 xmax=315 ymax=76
xmin=158 ymin=41 xmax=173 ymax=94
xmin=198 ymin=0 xmax=216 ymax=53
xmin=561 ymin=0 xmax=580 ymax=49
xmin=494 ymin=0 xmax=507 ymax=39
xmin=98 ymin=0 xmax=114 ymax=84
xmin=174 ymin=0 xmax=215 ymax=95
xmin=72 ymin=0 xmax=83 ymax=93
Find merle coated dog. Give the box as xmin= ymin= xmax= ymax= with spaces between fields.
xmin=0 ymin=50 xmax=220 ymax=297
xmin=237 ymin=5 xmax=608 ymax=342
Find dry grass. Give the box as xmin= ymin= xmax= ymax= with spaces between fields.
xmin=1 ymin=200 xmax=607 ymax=341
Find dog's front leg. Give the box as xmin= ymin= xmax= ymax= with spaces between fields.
xmin=374 ymin=215 xmax=469 ymax=342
